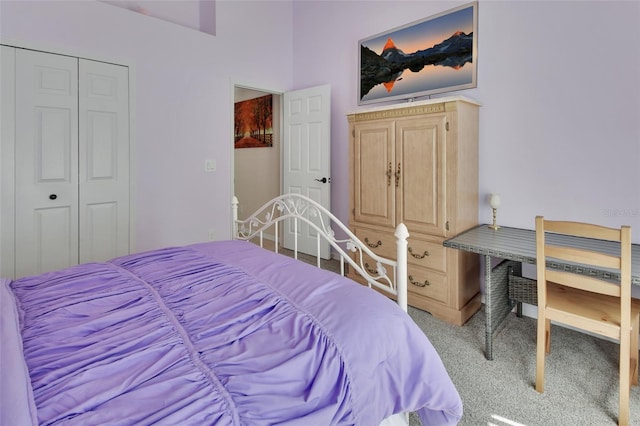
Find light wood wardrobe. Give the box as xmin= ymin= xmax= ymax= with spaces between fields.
xmin=347 ymin=97 xmax=480 ymax=325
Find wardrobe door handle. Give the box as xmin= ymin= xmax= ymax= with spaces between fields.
xmin=386 ymin=162 xmax=392 ymax=186
xmin=49 ymin=194 xmax=57 ymax=200
xmin=395 ymin=163 xmax=401 ymax=187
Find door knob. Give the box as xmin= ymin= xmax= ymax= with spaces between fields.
xmin=49 ymin=194 xmax=57 ymax=200
xmin=314 ymin=177 xmax=330 ymax=183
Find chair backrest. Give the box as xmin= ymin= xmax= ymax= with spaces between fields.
xmin=535 ymin=216 xmax=632 ymax=337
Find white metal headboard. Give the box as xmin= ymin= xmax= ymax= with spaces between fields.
xmin=232 ymin=194 xmax=409 ymax=312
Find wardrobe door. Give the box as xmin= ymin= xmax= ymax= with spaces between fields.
xmin=15 ymin=49 xmax=80 ymax=278
xmin=396 ymin=114 xmax=447 ymax=236
xmin=79 ymin=59 xmax=130 ymax=263
xmin=351 ymin=119 xmax=396 ymax=228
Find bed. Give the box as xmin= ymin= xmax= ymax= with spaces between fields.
xmin=1 ymin=193 xmax=462 ymax=426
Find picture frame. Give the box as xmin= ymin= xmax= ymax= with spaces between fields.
xmin=234 ymin=94 xmax=273 ymax=148
xmin=358 ymin=2 xmax=477 ymax=105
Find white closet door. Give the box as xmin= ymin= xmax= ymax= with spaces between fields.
xmin=78 ymin=59 xmax=130 ymax=263
xmin=7 ymin=47 xmax=131 ymax=279
xmin=1 ymin=46 xmax=17 ymax=277
xmin=15 ymin=49 xmax=80 ymax=277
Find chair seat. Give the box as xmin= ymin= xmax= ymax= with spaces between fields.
xmin=547 ymin=282 xmax=640 ymax=339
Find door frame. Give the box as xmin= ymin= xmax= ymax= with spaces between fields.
xmin=0 ymin=40 xmax=137 ymax=279
xmin=230 ymin=82 xmax=332 ymax=259
xmin=231 ymin=83 xmax=283 ymax=234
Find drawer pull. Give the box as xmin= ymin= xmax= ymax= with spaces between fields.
xmin=409 ymin=275 xmax=430 ymax=287
xmin=408 ymin=247 xmax=429 ymax=259
xmin=364 ymin=237 xmax=382 ymax=248
xmin=364 ymin=262 xmax=377 ymax=275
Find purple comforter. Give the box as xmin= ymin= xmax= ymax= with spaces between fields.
xmin=5 ymin=240 xmax=462 ymax=425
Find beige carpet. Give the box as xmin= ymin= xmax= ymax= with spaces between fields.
xmin=265 ymin=243 xmax=640 ymax=425
xmin=408 ymin=306 xmax=640 ymax=426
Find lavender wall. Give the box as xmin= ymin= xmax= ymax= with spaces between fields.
xmin=0 ymin=0 xmax=293 ymax=251
xmin=1 ymin=0 xmax=639 ymax=256
xmin=292 ymin=0 xmax=640 ymax=243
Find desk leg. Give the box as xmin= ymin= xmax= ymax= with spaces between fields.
xmin=484 ymin=257 xmax=518 ymax=360
xmin=484 ymin=255 xmax=494 ymax=360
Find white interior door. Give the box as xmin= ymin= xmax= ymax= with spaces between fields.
xmin=283 ymin=84 xmax=331 ymax=259
xmin=15 ymin=48 xmax=80 ymax=277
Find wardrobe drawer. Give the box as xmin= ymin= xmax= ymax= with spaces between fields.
xmin=406 ymin=237 xmax=446 ymax=273
xmin=352 ymin=227 xmax=447 ymax=274
xmin=353 ymin=227 xmax=396 ymax=260
xmin=406 ymin=266 xmax=448 ymax=304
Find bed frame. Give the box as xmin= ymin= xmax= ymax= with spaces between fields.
xmin=232 ymin=193 xmax=409 ymax=312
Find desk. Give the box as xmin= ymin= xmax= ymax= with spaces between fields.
xmin=443 ymin=224 xmax=640 ymax=360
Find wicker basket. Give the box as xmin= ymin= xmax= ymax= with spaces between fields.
xmin=508 ymin=269 xmax=537 ymax=306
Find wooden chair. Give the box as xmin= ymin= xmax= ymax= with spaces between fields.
xmin=535 ymin=217 xmax=640 ymax=426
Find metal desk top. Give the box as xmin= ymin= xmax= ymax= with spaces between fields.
xmin=444 ymin=224 xmax=640 ymax=285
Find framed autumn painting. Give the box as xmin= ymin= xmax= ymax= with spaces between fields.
xmin=234 ymin=94 xmax=273 ymax=148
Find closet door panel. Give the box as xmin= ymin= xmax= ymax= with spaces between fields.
xmin=79 ymin=59 xmax=130 ymax=263
xmin=33 ymin=206 xmax=75 ymax=273
xmin=15 ymin=49 xmax=79 ymax=278
xmin=85 ymin=202 xmax=119 ymax=262
xmin=1 ymin=46 xmax=16 ymax=277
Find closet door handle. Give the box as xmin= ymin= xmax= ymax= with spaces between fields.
xmin=49 ymin=194 xmax=57 ymax=200
xmin=386 ymin=162 xmax=392 ymax=186
xmin=395 ymin=163 xmax=401 ymax=187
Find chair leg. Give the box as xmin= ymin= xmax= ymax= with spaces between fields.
xmin=619 ymin=373 xmax=629 ymax=426
xmin=632 ymin=314 xmax=639 ymax=386
xmin=619 ymin=405 xmax=629 ymax=426
xmin=536 ymin=314 xmax=547 ymax=393
xmin=619 ymin=325 xmax=632 ymax=426
xmin=545 ymin=319 xmax=551 ymax=354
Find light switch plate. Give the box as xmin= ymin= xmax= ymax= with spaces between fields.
xmin=205 ymin=159 xmax=216 ymax=172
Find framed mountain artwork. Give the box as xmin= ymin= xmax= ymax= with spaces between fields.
xmin=358 ymin=2 xmax=477 ymax=105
